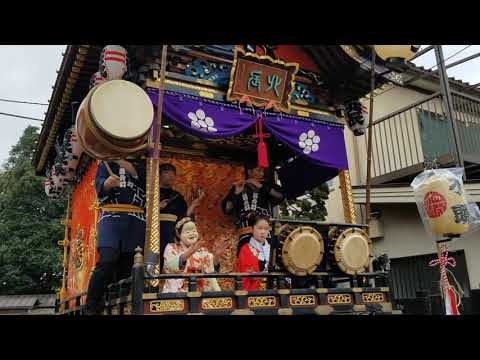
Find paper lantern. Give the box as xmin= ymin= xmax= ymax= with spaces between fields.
xmin=374 ymin=45 xmax=421 ymax=62
xmin=99 ymin=45 xmax=128 ymax=81
xmin=344 ymin=100 xmax=368 ymax=136
xmin=89 ymin=71 xmax=106 ymax=89
xmin=416 ymin=171 xmax=470 ymax=236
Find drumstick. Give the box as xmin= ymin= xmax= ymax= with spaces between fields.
xmin=161 ymin=193 xmax=180 ymax=205
xmin=103 ymin=161 xmax=116 ymax=177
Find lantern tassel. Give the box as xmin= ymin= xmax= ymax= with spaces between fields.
xmin=256 ymin=115 xmax=269 ymax=168
xmin=447 ymin=286 xmax=459 ymax=315
xmin=429 ymin=244 xmax=461 ymax=315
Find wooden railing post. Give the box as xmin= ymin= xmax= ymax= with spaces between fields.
xmin=131 ymin=246 xmax=145 ymax=315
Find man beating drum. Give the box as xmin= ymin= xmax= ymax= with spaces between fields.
xmin=85 ymin=161 xmax=207 ymax=314
xmin=85 ymin=158 xmax=147 ymax=315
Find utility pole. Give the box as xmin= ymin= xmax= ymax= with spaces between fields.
xmin=434 ymin=45 xmax=464 ymax=170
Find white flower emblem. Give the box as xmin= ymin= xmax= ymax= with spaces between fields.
xmin=298 ymin=129 xmax=320 ymax=154
xmin=188 ymin=109 xmax=217 ymax=133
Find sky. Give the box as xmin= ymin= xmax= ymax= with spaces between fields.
xmin=412 ymin=45 xmax=480 ymax=85
xmin=0 ymin=45 xmax=479 ymax=167
xmin=0 ymin=45 xmax=66 ymax=167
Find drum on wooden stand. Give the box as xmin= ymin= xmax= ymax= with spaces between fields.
xmin=274 ymin=224 xmax=324 ymax=276
xmin=76 ymin=80 xmax=154 ymax=160
xmin=327 ymin=227 xmax=372 ymax=275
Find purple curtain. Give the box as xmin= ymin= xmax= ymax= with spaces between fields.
xmin=146 ymin=87 xmax=348 ymax=175
xmin=146 ymin=88 xmax=257 ymax=139
xmin=263 ymin=113 xmax=348 ymax=170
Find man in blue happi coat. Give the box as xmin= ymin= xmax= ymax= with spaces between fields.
xmin=85 ymin=158 xmax=146 ymax=315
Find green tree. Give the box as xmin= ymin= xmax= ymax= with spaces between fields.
xmin=279 ymin=183 xmax=330 ymax=221
xmin=0 ymin=126 xmax=65 ymax=295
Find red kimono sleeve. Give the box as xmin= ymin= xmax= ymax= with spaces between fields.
xmin=236 ymin=244 xmax=260 ymax=290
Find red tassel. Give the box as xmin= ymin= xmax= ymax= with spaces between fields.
xmin=447 ymin=287 xmax=459 ymax=315
xmin=258 ymin=141 xmax=269 ymax=168
xmin=256 ymin=115 xmax=269 ymax=168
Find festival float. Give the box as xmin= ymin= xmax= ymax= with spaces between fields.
xmin=33 ymin=45 xmax=420 ymax=315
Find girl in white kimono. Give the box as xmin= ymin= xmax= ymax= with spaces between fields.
xmin=162 ymin=217 xmax=221 ymax=293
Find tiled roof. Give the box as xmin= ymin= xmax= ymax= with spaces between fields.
xmin=405 ymin=62 xmax=480 ymax=95
xmin=0 ymin=294 xmax=56 ymax=309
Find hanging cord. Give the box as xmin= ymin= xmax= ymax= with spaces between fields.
xmin=446 ymin=267 xmax=465 ymax=310
xmin=424 ymin=158 xmax=440 ymax=170
xmin=429 ymin=245 xmax=460 ymax=314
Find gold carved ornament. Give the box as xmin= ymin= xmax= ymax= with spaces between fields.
xmin=247 ymin=296 xmax=277 ymax=308
xmin=144 ymin=158 xmax=161 ymax=287
xmin=362 ymin=293 xmax=385 ymax=303
xmin=149 ymin=299 xmax=185 ymax=313
xmin=289 ymin=295 xmax=316 ymax=306
xmin=201 ymin=297 xmax=233 ymax=310
xmin=226 ymin=46 xmax=299 ymax=113
xmin=338 ymin=170 xmax=357 ymax=224
xmin=327 ymin=294 xmax=352 ymax=305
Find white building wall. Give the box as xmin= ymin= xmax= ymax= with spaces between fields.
xmin=373 ymin=203 xmax=480 ymax=290
xmin=341 ymin=85 xmax=480 ymax=291
xmin=324 ymin=176 xmax=345 ymax=223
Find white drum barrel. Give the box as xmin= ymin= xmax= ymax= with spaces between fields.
xmin=281 ymin=226 xmax=324 ymax=276
xmin=76 ymin=80 xmax=153 ymax=160
xmin=329 ymin=228 xmax=372 ymax=275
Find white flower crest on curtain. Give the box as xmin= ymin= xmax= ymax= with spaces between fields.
xmin=298 ymin=129 xmax=320 ymax=154
xmin=188 ymin=109 xmax=218 ymax=132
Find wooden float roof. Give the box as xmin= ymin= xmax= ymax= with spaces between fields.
xmin=33 ymin=45 xmax=480 ymax=175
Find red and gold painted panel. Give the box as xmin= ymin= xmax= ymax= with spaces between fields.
xmin=160 ymin=152 xmax=244 ymax=290
xmin=66 ymin=161 xmax=99 ymax=304
xmin=62 ymin=154 xmax=245 ymax=301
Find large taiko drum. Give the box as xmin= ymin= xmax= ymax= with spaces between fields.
xmin=76 ymin=80 xmax=154 ymax=160
xmin=279 ymin=225 xmax=324 ymax=276
xmin=327 ymin=227 xmax=372 ymax=275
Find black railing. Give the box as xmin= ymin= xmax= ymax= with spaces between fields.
xmin=56 ymin=269 xmax=390 ymax=315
